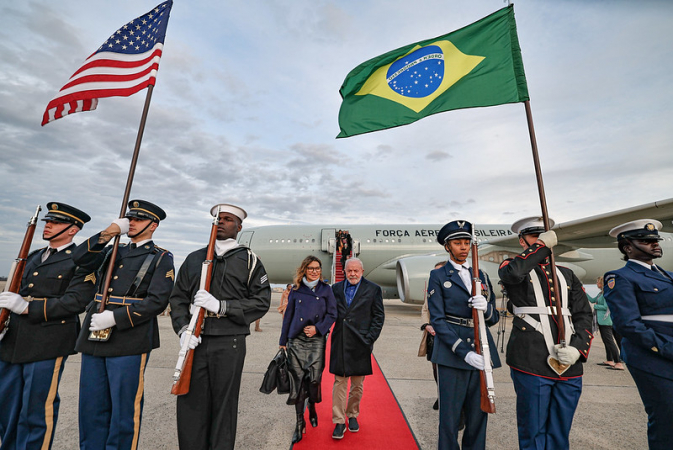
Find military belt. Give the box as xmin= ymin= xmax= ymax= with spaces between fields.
xmin=641 ymin=314 xmax=673 ymax=323
xmin=445 ymin=315 xmax=474 ymax=327
xmin=94 ymin=293 xmax=143 ymax=305
xmin=23 ymin=296 xmax=47 ymax=302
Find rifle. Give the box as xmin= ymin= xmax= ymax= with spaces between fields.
xmin=470 ymin=228 xmax=496 ymax=414
xmin=0 ymin=205 xmax=42 ymax=334
xmin=171 ymin=207 xmax=220 ymax=395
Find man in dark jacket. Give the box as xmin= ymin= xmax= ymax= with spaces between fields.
xmin=329 ymin=257 xmax=385 ymax=439
xmin=169 ymin=203 xmax=271 ymax=450
xmin=0 ymin=202 xmax=95 ymax=450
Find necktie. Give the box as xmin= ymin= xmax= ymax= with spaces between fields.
xmin=42 ymin=248 xmax=56 ymax=262
xmin=130 ymin=243 xmax=137 ymax=250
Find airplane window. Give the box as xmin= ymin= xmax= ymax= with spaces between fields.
xmin=281 ymin=239 xmax=285 ymax=243
xmin=398 ymin=239 xmax=401 ymax=243
xmin=275 ymin=240 xmax=279 ymax=243
xmin=293 ymin=239 xmax=297 ymax=243
xmin=312 ymin=239 xmax=315 ymax=243
xmin=423 ymin=239 xmax=426 ymax=242
xmin=269 ymin=239 xmax=273 ymax=243
xmin=373 ymin=239 xmax=376 ymax=243
xmin=367 ymin=239 xmax=370 ymax=243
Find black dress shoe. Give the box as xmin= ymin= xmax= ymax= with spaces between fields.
xmin=348 ymin=417 xmax=359 ymax=432
xmin=432 ymin=399 xmax=439 ymax=410
xmin=332 ymin=423 xmax=346 ymax=439
xmin=308 ymin=402 xmax=318 ymax=427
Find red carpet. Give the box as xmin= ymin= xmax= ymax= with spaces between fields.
xmin=290 ymin=335 xmax=419 ymax=449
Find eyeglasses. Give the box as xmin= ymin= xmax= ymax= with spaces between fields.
xmin=306 ymin=266 xmax=321 ymax=272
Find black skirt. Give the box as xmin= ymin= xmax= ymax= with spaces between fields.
xmin=286 ymin=333 xmax=327 ymax=405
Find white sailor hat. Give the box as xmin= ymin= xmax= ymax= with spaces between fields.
xmin=609 ymin=219 xmax=662 ymax=241
xmin=210 ymin=203 xmax=247 ymax=222
xmin=511 ymin=216 xmax=555 ymax=236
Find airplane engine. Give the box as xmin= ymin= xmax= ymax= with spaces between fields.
xmin=396 ymin=256 xmax=506 ymax=304
xmin=395 ymin=255 xmax=448 ymax=304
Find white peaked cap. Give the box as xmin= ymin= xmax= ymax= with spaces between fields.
xmin=511 ymin=216 xmax=556 ymax=235
xmin=609 ymin=219 xmax=662 ymax=239
xmin=210 ymin=203 xmax=247 ymax=221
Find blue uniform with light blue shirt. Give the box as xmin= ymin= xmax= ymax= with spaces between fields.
xmin=428 ymin=261 xmax=500 ymax=450
xmin=604 ymin=260 xmax=673 ymax=450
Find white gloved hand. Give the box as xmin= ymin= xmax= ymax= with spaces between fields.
xmin=89 ymin=310 xmax=116 ymax=331
xmin=469 ymin=295 xmax=488 ymax=311
xmin=179 ymin=331 xmax=202 ymax=350
xmin=112 ymin=218 xmax=130 ymax=235
xmin=464 ymin=351 xmax=485 ymax=370
xmin=538 ymin=230 xmax=558 ymax=248
xmin=0 ymin=292 xmax=29 ymax=314
xmin=554 ymin=344 xmax=580 ymax=365
xmin=193 ymin=290 xmax=222 ymax=314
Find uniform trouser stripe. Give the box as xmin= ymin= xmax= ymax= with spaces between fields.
xmin=131 ymin=353 xmax=147 ymax=450
xmin=41 ymin=356 xmax=64 ymax=450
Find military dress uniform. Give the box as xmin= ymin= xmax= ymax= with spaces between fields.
xmin=603 ymin=220 xmax=673 ymax=450
xmin=169 ymin=204 xmax=271 ymax=450
xmin=0 ymin=202 xmax=94 ymax=450
xmin=428 ymin=221 xmax=500 ymax=450
xmin=72 ymin=200 xmax=174 ymax=450
xmin=498 ymin=217 xmax=592 ymax=450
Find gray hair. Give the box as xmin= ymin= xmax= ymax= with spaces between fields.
xmin=344 ymin=257 xmax=364 ymax=270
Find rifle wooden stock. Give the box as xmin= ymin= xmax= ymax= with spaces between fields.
xmin=171 ymin=212 xmax=219 ymax=395
xmin=0 ymin=205 xmax=41 ymax=334
xmin=471 ymin=239 xmax=496 ymax=414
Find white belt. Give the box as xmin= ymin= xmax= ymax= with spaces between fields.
xmin=513 ymin=306 xmax=571 ymax=317
xmin=641 ymin=315 xmax=673 ymax=323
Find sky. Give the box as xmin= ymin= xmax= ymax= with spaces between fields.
xmin=1 ymin=0 xmax=672 ymax=275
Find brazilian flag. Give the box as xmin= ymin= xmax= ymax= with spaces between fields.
xmin=337 ymin=5 xmax=528 ymax=138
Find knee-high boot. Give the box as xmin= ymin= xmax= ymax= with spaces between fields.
xmin=292 ymin=412 xmax=306 ymax=443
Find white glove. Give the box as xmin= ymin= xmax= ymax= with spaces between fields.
xmin=469 ymin=295 xmax=487 ymax=311
xmin=538 ymin=230 xmax=557 ymax=248
xmin=193 ymin=290 xmax=222 ymax=315
xmin=112 ymin=218 xmax=130 ymax=235
xmin=0 ymin=292 xmax=29 ymax=314
xmin=179 ymin=331 xmax=202 ymax=350
xmin=464 ymin=351 xmax=485 ymax=370
xmin=554 ymin=344 xmax=580 ymax=366
xmin=89 ymin=310 xmax=116 ymax=331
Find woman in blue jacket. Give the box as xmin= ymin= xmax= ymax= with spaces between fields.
xmin=279 ymin=255 xmax=337 ymax=443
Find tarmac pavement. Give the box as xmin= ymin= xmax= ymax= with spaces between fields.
xmin=45 ymin=292 xmax=647 ymax=449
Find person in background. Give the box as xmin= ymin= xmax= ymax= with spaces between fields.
xmin=278 ymin=283 xmax=293 ymax=315
xmin=279 ymin=256 xmax=337 ymax=443
xmin=604 ymin=219 xmax=673 ymax=450
xmin=588 ymin=276 xmax=624 ymax=370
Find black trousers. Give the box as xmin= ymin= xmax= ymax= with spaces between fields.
xmin=176 ymin=335 xmax=246 ymax=450
xmin=597 ymin=325 xmax=621 ymax=362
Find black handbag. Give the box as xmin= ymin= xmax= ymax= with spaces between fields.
xmin=260 ymin=349 xmax=284 ymax=394
xmin=425 ymin=332 xmax=435 ymax=362
xmin=276 ymin=350 xmax=291 ymax=395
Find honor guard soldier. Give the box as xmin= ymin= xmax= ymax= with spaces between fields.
xmin=427 ymin=220 xmax=500 ymax=450
xmin=498 ymin=217 xmax=593 ymax=450
xmin=603 ymin=220 xmax=673 ymax=450
xmin=0 ymin=202 xmax=95 ymax=450
xmin=169 ymin=204 xmax=271 ymax=450
xmin=72 ymin=200 xmax=174 ymax=450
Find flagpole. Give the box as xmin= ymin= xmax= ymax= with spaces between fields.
xmin=92 ymin=85 xmax=156 ymax=335
xmin=522 ymin=100 xmax=566 ymax=347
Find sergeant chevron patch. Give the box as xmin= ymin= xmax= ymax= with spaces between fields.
xmin=84 ymin=273 xmax=96 ymax=284
xmin=166 ymin=269 xmax=174 ymax=281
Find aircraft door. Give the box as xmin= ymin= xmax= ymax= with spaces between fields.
xmin=321 ymin=228 xmax=336 ymax=253
xmin=238 ymin=230 xmax=254 ymax=247
xmin=351 ymin=239 xmax=360 ymax=256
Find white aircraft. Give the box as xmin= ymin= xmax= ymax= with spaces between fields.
xmin=237 ymin=199 xmax=673 ymax=304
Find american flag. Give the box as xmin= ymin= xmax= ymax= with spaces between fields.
xmin=42 ymin=1 xmax=173 ymax=126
